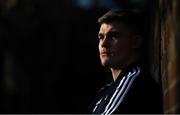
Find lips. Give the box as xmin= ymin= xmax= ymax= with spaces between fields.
xmin=100 ymin=52 xmax=112 ymax=56
xmin=100 ymin=48 xmax=113 ymax=56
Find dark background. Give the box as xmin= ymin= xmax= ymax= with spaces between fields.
xmin=0 ymin=0 xmax=151 ymax=113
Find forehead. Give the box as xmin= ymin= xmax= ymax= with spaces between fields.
xmin=99 ymin=22 xmax=129 ymax=33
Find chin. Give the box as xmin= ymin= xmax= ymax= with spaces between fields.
xmin=100 ymin=56 xmax=115 ymax=66
xmin=101 ymin=60 xmax=112 ymax=67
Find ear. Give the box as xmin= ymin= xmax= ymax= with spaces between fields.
xmin=131 ymin=34 xmax=143 ymax=49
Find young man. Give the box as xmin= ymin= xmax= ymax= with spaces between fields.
xmin=89 ymin=9 xmax=163 ymax=114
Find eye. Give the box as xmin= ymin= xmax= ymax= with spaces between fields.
xmin=108 ymin=32 xmax=120 ymax=40
xmin=98 ymin=33 xmax=104 ymax=40
xmin=111 ymin=36 xmax=117 ymax=41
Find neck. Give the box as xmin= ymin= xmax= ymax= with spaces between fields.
xmin=110 ymin=68 xmax=122 ymax=81
xmin=110 ymin=54 xmax=139 ymax=81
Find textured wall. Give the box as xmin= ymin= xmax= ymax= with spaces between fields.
xmin=150 ymin=0 xmax=180 ymax=113
xmin=159 ymin=0 xmax=179 ymax=113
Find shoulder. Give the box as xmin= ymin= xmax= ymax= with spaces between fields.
xmin=115 ymin=66 xmax=163 ymax=113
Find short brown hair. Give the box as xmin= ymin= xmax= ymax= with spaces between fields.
xmin=98 ymin=9 xmax=145 ymax=35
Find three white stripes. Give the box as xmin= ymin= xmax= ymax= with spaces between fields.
xmin=102 ymin=67 xmax=141 ymax=115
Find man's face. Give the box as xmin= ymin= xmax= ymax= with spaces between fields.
xmin=98 ymin=21 xmax=137 ymax=68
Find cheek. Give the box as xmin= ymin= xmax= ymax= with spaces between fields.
xmin=113 ymin=42 xmax=132 ymax=55
xmin=98 ymin=44 xmax=101 ymax=55
xmin=98 ymin=43 xmax=101 ymax=50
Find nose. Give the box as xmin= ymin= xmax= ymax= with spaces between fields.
xmin=101 ymin=36 xmax=110 ymax=48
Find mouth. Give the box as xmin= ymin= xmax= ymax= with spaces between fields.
xmin=100 ymin=52 xmax=113 ymax=56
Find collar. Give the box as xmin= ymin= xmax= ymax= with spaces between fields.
xmin=114 ymin=62 xmax=142 ymax=82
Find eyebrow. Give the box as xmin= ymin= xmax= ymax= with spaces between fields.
xmin=98 ymin=29 xmax=118 ymax=34
xmin=99 ymin=30 xmax=119 ymax=36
